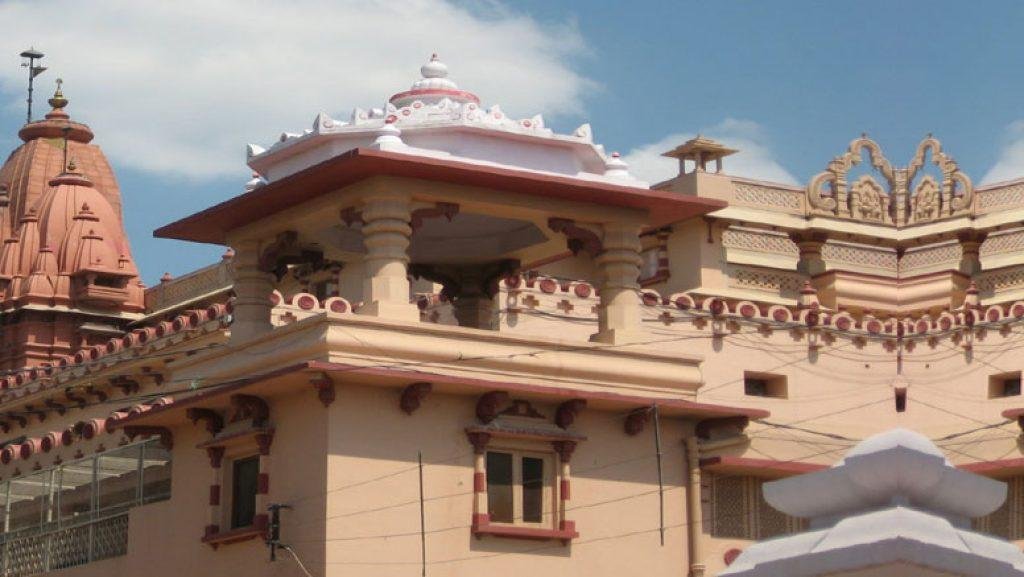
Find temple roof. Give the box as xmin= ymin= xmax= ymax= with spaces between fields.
xmin=0 ymin=82 xmax=142 ymax=317
xmin=246 ymin=55 xmax=645 ymax=188
xmin=722 ymin=428 xmax=1024 ymax=577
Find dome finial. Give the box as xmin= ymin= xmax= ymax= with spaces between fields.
xmin=421 ymin=53 xmax=448 ymax=79
xmin=48 ymin=78 xmax=67 ymax=110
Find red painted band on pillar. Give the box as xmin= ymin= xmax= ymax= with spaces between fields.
xmin=473 ymin=472 xmax=485 ymax=493
xmin=209 ymin=485 xmax=220 ymax=506
xmin=560 ymin=479 xmax=571 ymax=501
xmin=253 ymin=513 xmax=269 ymax=532
xmin=471 ymin=513 xmax=490 ymax=528
xmin=257 ymin=472 xmax=269 ymax=495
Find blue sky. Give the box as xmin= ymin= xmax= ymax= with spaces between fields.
xmin=1 ymin=0 xmax=1023 ymax=284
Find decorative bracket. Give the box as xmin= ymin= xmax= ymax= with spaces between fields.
xmin=309 ymin=372 xmax=336 ymax=408
xmin=466 ymin=431 xmax=491 ymax=454
xmin=230 ymin=394 xmax=269 ymax=427
xmin=695 ymin=416 xmax=750 ymax=440
xmin=340 ymin=207 xmax=364 ymax=227
xmin=124 ymin=426 xmax=173 ymax=450
xmin=548 ymin=218 xmax=602 ymax=257
xmin=84 ymin=385 xmax=108 ymax=402
xmin=186 ymin=408 xmax=224 ymax=435
xmin=110 ymin=376 xmax=140 ymax=396
xmin=552 ymin=440 xmax=578 ymax=462
xmin=258 ymin=230 xmax=324 ymax=281
xmin=476 ymin=391 xmax=509 ymax=424
xmin=555 ymin=399 xmax=587 ymax=429
xmin=44 ymin=399 xmax=66 ymax=416
xmin=206 ymin=446 xmax=225 ymax=468
xmin=411 ymin=202 xmax=460 ymax=231
xmin=400 ymin=382 xmax=432 ymax=415
xmin=63 ymin=388 xmax=87 ymax=408
xmin=24 ymin=405 xmax=45 ymax=423
xmin=624 ymin=408 xmax=652 ymax=436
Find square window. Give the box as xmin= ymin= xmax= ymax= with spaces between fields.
xmin=990 ymin=372 xmax=1023 ymax=398
xmin=230 ymin=456 xmax=260 ymax=529
xmin=485 ymin=450 xmax=553 ymax=527
xmin=744 ymin=372 xmax=787 ymax=398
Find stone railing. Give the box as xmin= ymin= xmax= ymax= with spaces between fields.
xmin=975 ymin=182 xmax=1024 ymax=215
xmin=728 ymin=266 xmax=805 ymax=297
xmin=0 ymin=512 xmax=128 ymax=576
xmin=144 ymin=260 xmax=233 ymax=313
xmin=731 ymin=181 xmax=805 ymax=216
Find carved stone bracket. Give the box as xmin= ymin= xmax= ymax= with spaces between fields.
xmin=310 ymin=373 xmax=336 ymax=408
xmin=411 ymin=202 xmax=459 ymax=231
xmin=695 ymin=416 xmax=750 ymax=440
xmin=186 ymin=408 xmax=224 ymax=435
xmin=258 ymin=230 xmax=324 ymax=281
xmin=230 ymin=394 xmax=269 ymax=427
xmin=555 ymin=399 xmax=587 ymax=429
xmin=548 ymin=218 xmax=602 ymax=257
xmin=624 ymin=407 xmax=651 ymax=436
xmin=466 ymin=431 xmax=491 ymax=454
xmin=44 ymin=399 xmax=66 ymax=416
xmin=124 ymin=426 xmax=173 ymax=450
xmin=340 ymin=206 xmax=364 ymax=227
xmin=552 ymin=440 xmax=578 ymax=462
xmin=85 ymin=385 xmax=108 ymax=402
xmin=63 ymin=389 xmax=87 ymax=408
xmin=400 ymin=382 xmax=432 ymax=415
xmin=476 ymin=391 xmax=509 ymax=424
xmin=255 ymin=431 xmax=274 ymax=456
xmin=206 ymin=446 xmax=225 ymax=468
xmin=110 ymin=377 xmax=139 ymax=396
xmin=24 ymin=405 xmax=45 ymax=423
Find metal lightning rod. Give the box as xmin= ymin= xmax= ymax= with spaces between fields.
xmin=19 ymin=48 xmax=47 ymax=124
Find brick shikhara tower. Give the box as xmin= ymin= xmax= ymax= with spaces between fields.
xmin=0 ymin=83 xmax=144 ymax=370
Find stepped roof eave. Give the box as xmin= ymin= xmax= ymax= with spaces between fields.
xmin=156 ymin=147 xmax=726 ymax=245
xmin=721 ymin=507 xmax=1024 ymax=577
xmin=248 ymin=120 xmax=613 ymax=180
xmin=111 ymin=358 xmax=769 ymax=431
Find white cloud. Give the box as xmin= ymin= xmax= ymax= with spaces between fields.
xmin=622 ymin=118 xmax=799 ymax=186
xmin=0 ymin=0 xmax=591 ymax=178
xmin=982 ymin=120 xmax=1024 ymax=185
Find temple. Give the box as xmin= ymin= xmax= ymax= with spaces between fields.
xmin=0 ymin=56 xmax=1022 ymax=576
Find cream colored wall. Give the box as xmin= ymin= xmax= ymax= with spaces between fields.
xmin=40 ymin=383 xmax=328 ymax=577
xmin=323 ymin=383 xmax=690 ymax=577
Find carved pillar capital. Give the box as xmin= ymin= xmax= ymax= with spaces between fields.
xmin=591 ymin=222 xmax=643 ymax=344
xmin=230 ymin=239 xmax=275 ymax=341
xmin=356 ymin=193 xmax=418 ymax=321
xmin=310 ymin=373 xmax=336 ymax=408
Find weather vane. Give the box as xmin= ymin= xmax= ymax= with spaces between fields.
xmin=19 ymin=47 xmax=47 ymax=124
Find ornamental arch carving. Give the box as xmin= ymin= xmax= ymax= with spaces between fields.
xmin=805 ymin=135 xmax=973 ymax=226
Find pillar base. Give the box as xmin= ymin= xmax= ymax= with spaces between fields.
xmin=589 ymin=328 xmax=646 ymax=346
xmin=356 ymin=300 xmax=420 ymax=323
xmin=689 ymin=564 xmax=706 ymax=577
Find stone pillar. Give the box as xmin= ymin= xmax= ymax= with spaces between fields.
xmin=453 ymin=295 xmax=497 ymax=330
xmin=253 ymin=432 xmax=273 ymax=534
xmin=591 ymin=222 xmax=644 ymax=345
xmin=958 ymin=232 xmax=986 ymax=277
xmin=790 ymin=232 xmax=828 ymax=277
xmin=357 ymin=193 xmax=419 ymax=322
xmin=685 ymin=436 xmax=706 ymax=577
xmin=230 ymin=239 xmax=274 ymax=342
xmin=468 ymin=432 xmax=490 ymax=528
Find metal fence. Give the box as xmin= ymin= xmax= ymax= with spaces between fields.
xmin=0 ymin=511 xmax=128 ymax=575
